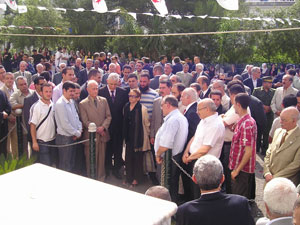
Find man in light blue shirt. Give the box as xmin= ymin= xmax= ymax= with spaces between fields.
xmin=155 ymin=95 xmax=188 ymax=203
xmin=55 ymin=81 xmax=82 ymax=172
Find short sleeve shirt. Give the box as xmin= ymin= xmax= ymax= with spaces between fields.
xmin=229 ymin=114 xmax=257 ymax=174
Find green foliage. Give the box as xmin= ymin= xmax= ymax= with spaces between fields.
xmin=0 ymin=153 xmax=37 ymax=175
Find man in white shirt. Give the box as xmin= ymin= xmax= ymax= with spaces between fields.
xmin=0 ymin=65 xmax=5 ymax=88
xmin=30 ymin=83 xmax=55 ymax=166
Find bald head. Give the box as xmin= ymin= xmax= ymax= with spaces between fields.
xmin=280 ymin=107 xmax=299 ymax=131
xmin=87 ymin=80 xmax=98 ymax=98
xmin=197 ymin=98 xmax=217 ymax=119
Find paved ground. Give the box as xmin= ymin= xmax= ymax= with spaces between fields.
xmin=105 ymin=152 xmax=267 ymax=221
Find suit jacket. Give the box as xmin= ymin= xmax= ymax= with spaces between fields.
xmin=264 ymin=127 xmax=300 ymax=185
xmin=98 ymin=86 xmax=128 ymax=135
xmin=176 ymin=192 xmax=254 ymax=225
xmin=23 ymin=92 xmax=39 ymax=133
xmin=0 ymin=89 xmax=11 ymax=139
xmin=149 ymin=76 xmax=160 ymax=90
xmin=244 ymin=78 xmax=263 ymax=94
xmin=52 ymin=72 xmax=62 ymax=85
xmin=184 ymin=102 xmax=200 ymax=143
xmin=249 ymin=95 xmax=267 ymax=133
xmin=150 ymin=97 xmax=163 ymax=138
xmin=78 ymin=69 xmax=88 ymax=86
xmin=200 ymin=87 xmax=211 ymax=99
xmin=14 ymin=71 xmax=32 ymax=86
xmin=79 ymin=96 xmax=112 ymax=142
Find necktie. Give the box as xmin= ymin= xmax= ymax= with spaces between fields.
xmin=22 ymin=72 xmax=25 ymax=77
xmin=183 ymin=109 xmax=186 ymax=114
xmin=111 ymin=91 xmax=115 ymax=103
xmin=94 ymin=99 xmax=97 ymax=108
xmin=280 ymin=131 xmax=288 ymax=147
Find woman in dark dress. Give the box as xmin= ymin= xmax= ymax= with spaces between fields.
xmin=123 ymin=89 xmax=150 ymax=187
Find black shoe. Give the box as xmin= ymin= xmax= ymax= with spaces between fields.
xmin=113 ymin=170 xmax=122 ymax=179
xmin=149 ymin=172 xmax=159 ymax=185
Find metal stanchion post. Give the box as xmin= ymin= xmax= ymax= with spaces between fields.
xmin=88 ymin=123 xmax=97 ymax=179
xmin=163 ymin=149 xmax=172 ymax=191
xmin=15 ymin=109 xmax=23 ymax=158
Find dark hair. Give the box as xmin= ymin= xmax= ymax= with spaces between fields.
xmin=233 ymin=75 xmax=243 ymax=82
xmin=88 ymin=69 xmax=100 ymax=80
xmin=0 ymin=65 xmax=5 ymax=70
xmin=227 ymin=80 xmax=245 ymax=91
xmin=159 ymin=80 xmax=172 ymax=88
xmin=153 ymin=65 xmax=163 ymax=74
xmin=140 ymin=73 xmax=150 ymax=80
xmin=40 ymin=71 xmax=51 ymax=82
xmin=282 ymin=94 xmax=297 ymax=108
xmin=163 ymin=95 xmax=178 ymax=108
xmin=34 ymin=76 xmax=45 ymax=85
xmin=229 ymin=84 xmax=245 ymax=95
xmin=190 ymin=83 xmax=201 ymax=92
xmin=62 ymin=81 xmax=76 ymax=91
xmin=41 ymin=83 xmax=52 ymax=92
xmin=144 ymin=57 xmax=150 ymax=64
xmin=99 ymin=52 xmax=106 ymax=57
xmin=136 ymin=60 xmax=144 ymax=66
xmin=128 ymin=73 xmax=138 ymax=80
xmin=122 ymin=65 xmax=131 ymax=71
xmin=159 ymin=55 xmax=167 ymax=61
xmin=174 ymin=83 xmax=186 ymax=92
xmin=235 ymin=93 xmax=251 ymax=109
xmin=297 ymin=90 xmax=300 ymax=98
xmin=62 ymin=67 xmax=74 ymax=76
xmin=199 ymin=76 xmax=210 ymax=86
xmin=74 ymin=83 xmax=81 ymax=89
xmin=210 ymin=90 xmax=222 ymax=98
xmin=287 ymin=69 xmax=296 ymax=76
xmin=44 ymin=62 xmax=51 ymax=71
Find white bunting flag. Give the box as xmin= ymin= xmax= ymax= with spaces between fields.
xmin=18 ymin=5 xmax=27 ymax=13
xmin=92 ymin=0 xmax=108 ymax=13
xmin=5 ymin=0 xmax=17 ymax=11
xmin=55 ymin=8 xmax=67 ymax=13
xmin=37 ymin=6 xmax=48 ymax=11
xmin=151 ymin=0 xmax=168 ymax=16
xmin=216 ymin=0 xmax=238 ymax=10
xmin=0 ymin=4 xmax=7 ymax=11
xmin=128 ymin=12 xmax=137 ymax=20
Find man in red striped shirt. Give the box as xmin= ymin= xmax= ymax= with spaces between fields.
xmin=229 ymin=93 xmax=257 ymax=199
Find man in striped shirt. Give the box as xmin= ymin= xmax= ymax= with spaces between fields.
xmin=139 ymin=73 xmax=159 ymax=119
xmin=229 ymin=93 xmax=257 ymax=199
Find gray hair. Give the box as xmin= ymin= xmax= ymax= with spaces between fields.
xmin=59 ymin=62 xmax=66 ymax=68
xmin=16 ymin=76 xmax=27 ymax=84
xmin=109 ymin=63 xmax=116 ymax=69
xmin=193 ymin=155 xmax=223 ymax=190
xmin=153 ymin=65 xmax=164 ymax=74
xmin=196 ymin=63 xmax=204 ymax=70
xmin=251 ymin=66 xmax=260 ymax=74
xmin=212 ymin=80 xmax=225 ymax=90
xmin=107 ymin=73 xmax=120 ymax=82
xmin=183 ymin=87 xmax=198 ymax=102
xmin=200 ymin=98 xmax=217 ymax=112
xmin=264 ymin=177 xmax=297 ymax=216
xmin=162 ymin=95 xmax=178 ymax=108
xmin=87 ymin=80 xmax=98 ymax=88
xmin=170 ymin=74 xmax=182 ymax=83
xmin=145 ymin=186 xmax=171 ymax=201
xmin=36 ymin=63 xmax=43 ymax=69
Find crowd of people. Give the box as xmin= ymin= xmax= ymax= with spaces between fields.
xmin=1 ymin=47 xmax=300 ymax=224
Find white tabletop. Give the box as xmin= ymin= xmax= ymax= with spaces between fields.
xmin=0 ymin=164 xmax=177 ymax=225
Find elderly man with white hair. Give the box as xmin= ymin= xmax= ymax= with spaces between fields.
xmin=79 ymin=80 xmax=112 ymax=181
xmin=176 ymin=155 xmax=254 ymax=225
xmin=99 ymin=73 xmax=128 ymax=179
xmin=31 ymin=63 xmax=44 ymax=83
xmin=14 ymin=61 xmax=32 ymax=86
xmin=264 ymin=107 xmax=300 ymax=186
xmin=191 ymin=63 xmax=209 ymax=83
xmin=256 ymin=177 xmax=297 ymax=225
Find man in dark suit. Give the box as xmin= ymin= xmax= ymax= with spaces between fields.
xmin=180 ymin=87 xmax=200 ymax=202
xmin=0 ymin=89 xmax=11 ymax=157
xmin=23 ymin=76 xmax=46 ymax=134
xmin=79 ymin=69 xmax=102 ymax=101
xmin=78 ymin=59 xmax=93 ymax=86
xmin=149 ymin=65 xmax=163 ymax=90
xmin=197 ymin=76 xmax=211 ymax=99
xmin=176 ymin=155 xmax=254 ymax=225
xmin=243 ymin=66 xmax=263 ymax=94
xmin=98 ymin=73 xmax=128 ymax=179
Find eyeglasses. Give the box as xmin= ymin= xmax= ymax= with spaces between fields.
xmin=129 ymin=95 xmax=138 ymax=98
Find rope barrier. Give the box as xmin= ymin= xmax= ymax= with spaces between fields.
xmin=171 ymin=158 xmax=193 ymax=180
xmin=38 ymin=139 xmax=89 ymax=148
xmin=1 ymin=27 xmax=300 ymax=38
xmin=0 ymin=124 xmax=16 ymax=144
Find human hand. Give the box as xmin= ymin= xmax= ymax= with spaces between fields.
xmin=32 ymin=142 xmax=39 ymax=152
xmin=182 ymin=152 xmax=189 ymax=164
xmin=265 ymin=174 xmax=273 ymax=183
xmin=156 ymin=156 xmax=163 ymax=164
xmin=2 ymin=111 xmax=8 ymax=119
xmin=231 ymin=170 xmax=239 ymax=180
xmin=150 ymin=138 xmax=155 ymax=145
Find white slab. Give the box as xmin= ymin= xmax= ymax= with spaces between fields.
xmin=0 ymin=164 xmax=177 ymax=225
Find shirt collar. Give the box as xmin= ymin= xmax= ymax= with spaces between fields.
xmin=266 ymin=217 xmax=292 ymax=225
xmin=286 ymin=125 xmax=298 ymax=136
xmin=107 ymin=85 xmax=115 ymax=94
xmin=184 ymin=101 xmax=197 ymax=114
xmin=164 ymin=109 xmax=180 ymax=122
xmin=201 ymin=190 xmax=220 ymax=196
xmin=203 ymin=112 xmax=218 ymax=123
xmin=62 ymin=95 xmax=72 ymax=104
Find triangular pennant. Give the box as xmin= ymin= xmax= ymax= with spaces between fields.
xmin=151 ymin=0 xmax=168 ymax=16
xmin=5 ymin=0 xmax=17 ymax=11
xmin=216 ymin=0 xmax=238 ymax=10
xmin=92 ymin=0 xmax=108 ymax=13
